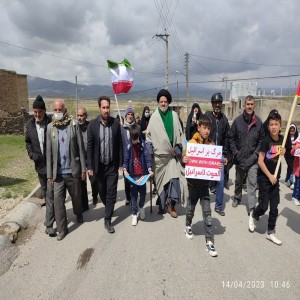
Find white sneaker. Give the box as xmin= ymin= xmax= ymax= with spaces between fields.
xmin=292 ymin=198 xmax=300 ymax=206
xmin=266 ymin=234 xmax=282 ymax=245
xmin=205 ymin=241 xmax=218 ymax=257
xmin=132 ymin=215 xmax=137 ymax=226
xmin=285 ymin=180 xmax=291 ymax=187
xmin=290 ymin=184 xmax=294 ymax=190
xmin=184 ymin=226 xmax=193 ymax=239
xmin=139 ymin=208 xmax=146 ymax=220
xmin=248 ymin=211 xmax=255 ymax=232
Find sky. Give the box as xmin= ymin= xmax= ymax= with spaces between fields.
xmin=1 ymin=0 xmax=300 ymax=97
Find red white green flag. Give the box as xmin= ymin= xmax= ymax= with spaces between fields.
xmin=107 ymin=58 xmax=134 ymax=94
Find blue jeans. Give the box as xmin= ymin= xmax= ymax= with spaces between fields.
xmin=292 ymin=176 xmax=300 ymax=200
xmin=215 ymin=164 xmax=224 ymax=210
xmin=130 ymin=176 xmax=146 ymax=215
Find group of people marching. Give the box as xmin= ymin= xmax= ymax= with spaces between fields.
xmin=25 ymin=90 xmax=299 ymax=257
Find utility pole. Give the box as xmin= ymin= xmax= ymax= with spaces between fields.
xmin=75 ymin=75 xmax=78 ymax=118
xmin=155 ymin=29 xmax=169 ymax=89
xmin=224 ymin=76 xmax=228 ymax=102
xmin=185 ymin=52 xmax=190 ymax=112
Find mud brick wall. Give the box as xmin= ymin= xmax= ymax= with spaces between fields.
xmin=0 ymin=69 xmax=29 ymax=134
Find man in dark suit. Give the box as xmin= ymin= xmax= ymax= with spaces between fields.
xmin=47 ymin=99 xmax=86 ymax=241
xmin=87 ymin=96 xmax=122 ymax=234
xmin=25 ymin=95 xmax=55 ymax=237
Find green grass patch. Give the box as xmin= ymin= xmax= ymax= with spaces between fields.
xmin=0 ymin=135 xmax=38 ymax=199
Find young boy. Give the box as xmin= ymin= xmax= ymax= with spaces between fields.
xmin=182 ymin=115 xmax=222 ymax=257
xmin=123 ymin=124 xmax=154 ymax=226
xmin=249 ymin=112 xmax=285 ymax=245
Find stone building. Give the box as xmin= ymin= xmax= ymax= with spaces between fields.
xmin=0 ymin=69 xmax=29 ymax=134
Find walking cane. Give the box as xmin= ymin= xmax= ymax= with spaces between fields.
xmin=150 ymin=176 xmax=153 ymax=213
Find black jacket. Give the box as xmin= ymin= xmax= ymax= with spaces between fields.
xmin=87 ymin=116 xmax=122 ymax=173
xmin=205 ymin=111 xmax=230 ymax=158
xmin=25 ymin=114 xmax=52 ymax=174
xmin=228 ymin=112 xmax=265 ymax=171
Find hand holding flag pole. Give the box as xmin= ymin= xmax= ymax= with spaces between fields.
xmin=107 ymin=59 xmax=134 ymax=126
xmin=274 ymin=81 xmax=300 ymax=178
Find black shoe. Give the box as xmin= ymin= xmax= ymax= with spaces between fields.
xmin=152 ymin=188 xmax=157 ymax=195
xmin=92 ymin=197 xmax=98 ymax=205
xmin=232 ymin=199 xmax=240 ymax=207
xmin=215 ymin=209 xmax=225 ymax=216
xmin=104 ymin=220 xmax=115 ymax=234
xmin=224 ymin=183 xmax=229 ymax=190
xmin=125 ymin=199 xmax=130 ymax=205
xmin=57 ymin=230 xmax=68 ymax=241
xmin=45 ymin=226 xmax=56 ymax=237
xmin=76 ymin=214 xmax=84 ymax=224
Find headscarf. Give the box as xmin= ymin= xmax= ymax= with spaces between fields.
xmin=140 ymin=106 xmax=150 ymax=139
xmin=185 ymin=103 xmax=203 ymax=140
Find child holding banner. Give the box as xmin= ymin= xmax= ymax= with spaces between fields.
xmin=182 ymin=115 xmax=222 ymax=257
xmin=249 ymin=112 xmax=285 ymax=245
xmin=123 ymin=124 xmax=154 ymax=226
xmin=290 ymin=135 xmax=300 ymax=206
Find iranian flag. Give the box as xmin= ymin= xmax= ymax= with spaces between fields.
xmin=107 ymin=58 xmax=134 ymax=94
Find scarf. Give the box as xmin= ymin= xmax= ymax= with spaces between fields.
xmin=158 ymin=107 xmax=173 ymax=145
xmin=52 ymin=112 xmax=73 ymax=127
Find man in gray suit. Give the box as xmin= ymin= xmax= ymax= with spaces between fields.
xmin=47 ymin=99 xmax=86 ymax=241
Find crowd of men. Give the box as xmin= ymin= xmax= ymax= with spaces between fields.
xmin=25 ymin=91 xmax=280 ymax=248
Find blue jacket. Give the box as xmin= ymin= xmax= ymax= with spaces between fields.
xmin=123 ymin=138 xmax=152 ymax=176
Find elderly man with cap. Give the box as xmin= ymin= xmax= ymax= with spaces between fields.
xmin=25 ymin=95 xmax=55 ymax=237
xmin=146 ymin=89 xmax=187 ymax=218
xmin=121 ymin=106 xmax=138 ymax=205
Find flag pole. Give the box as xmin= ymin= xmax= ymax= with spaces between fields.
xmin=114 ymin=93 xmax=123 ymax=126
xmin=274 ymin=81 xmax=300 ymax=177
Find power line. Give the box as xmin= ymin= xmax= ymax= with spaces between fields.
xmin=0 ymin=40 xmax=106 ymax=68
xmin=190 ymin=53 xmax=300 ymax=68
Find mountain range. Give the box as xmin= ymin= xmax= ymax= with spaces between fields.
xmin=27 ymin=76 xmax=292 ymax=100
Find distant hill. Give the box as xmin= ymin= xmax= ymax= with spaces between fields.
xmin=27 ymin=76 xmax=112 ymax=99
xmin=28 ymin=76 xmax=291 ymax=100
xmin=27 ymin=76 xmax=219 ymax=100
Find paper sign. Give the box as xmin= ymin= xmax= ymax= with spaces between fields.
xmin=185 ymin=143 xmax=223 ymax=181
xmin=125 ymin=174 xmax=151 ymax=186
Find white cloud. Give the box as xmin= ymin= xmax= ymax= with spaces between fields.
xmin=0 ymin=0 xmax=300 ymax=92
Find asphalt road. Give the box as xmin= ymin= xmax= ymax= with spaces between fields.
xmin=0 ymin=164 xmax=299 ymax=300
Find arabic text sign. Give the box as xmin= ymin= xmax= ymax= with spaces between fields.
xmin=185 ymin=143 xmax=222 ymax=181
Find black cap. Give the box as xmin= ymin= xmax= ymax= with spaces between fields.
xmin=211 ymin=92 xmax=223 ymax=103
xmin=157 ymin=89 xmax=172 ymax=104
xmin=33 ymin=95 xmax=46 ymax=110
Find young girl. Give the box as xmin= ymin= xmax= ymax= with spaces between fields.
xmin=285 ymin=124 xmax=298 ymax=189
xmin=291 ymin=134 xmax=300 ymax=206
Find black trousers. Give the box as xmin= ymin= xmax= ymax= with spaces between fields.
xmin=253 ymin=180 xmax=280 ymax=233
xmin=96 ymin=162 xmax=118 ymax=221
xmin=81 ymin=179 xmax=89 ymax=211
xmin=186 ymin=184 xmax=212 ymax=241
